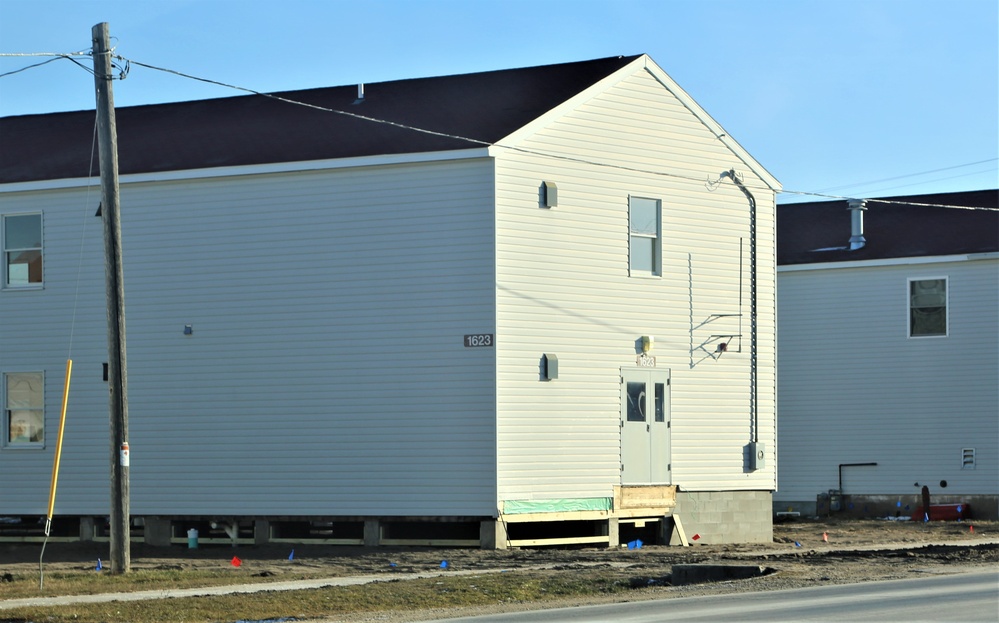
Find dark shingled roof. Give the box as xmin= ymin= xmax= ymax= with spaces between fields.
xmin=0 ymin=55 xmax=641 ymax=184
xmin=777 ymin=190 xmax=999 ymax=265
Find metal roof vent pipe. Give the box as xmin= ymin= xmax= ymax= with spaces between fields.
xmin=847 ymin=199 xmax=867 ymax=250
xmin=353 ymin=84 xmax=365 ymax=105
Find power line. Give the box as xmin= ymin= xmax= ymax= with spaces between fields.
xmin=120 ymin=56 xmax=716 ymax=187
xmin=841 ymin=167 xmax=997 ymax=198
xmin=810 ymin=158 xmax=998 ymax=194
xmin=0 ymin=56 xmax=63 ymax=78
xmin=122 ymin=57 xmax=492 ymax=148
xmin=0 ymin=50 xmax=128 ymax=80
xmin=779 ymin=188 xmax=998 ymax=211
xmin=0 ymin=51 xmax=90 ymax=58
xmin=116 ymin=56 xmax=997 ymax=209
xmin=0 ymin=51 xmax=96 ymax=78
xmin=3 ymin=51 xmax=997 ymax=212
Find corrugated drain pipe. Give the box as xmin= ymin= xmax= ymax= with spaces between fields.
xmin=722 ymin=170 xmax=758 ymax=444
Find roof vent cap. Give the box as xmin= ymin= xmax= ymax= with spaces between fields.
xmin=847 ymin=199 xmax=867 ymax=250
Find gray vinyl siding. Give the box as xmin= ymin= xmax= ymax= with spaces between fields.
xmin=1 ymin=189 xmax=112 ymax=514
xmin=494 ymin=67 xmax=777 ymax=504
xmin=1 ymin=158 xmax=499 ymax=516
xmin=776 ymin=257 xmax=999 ymax=502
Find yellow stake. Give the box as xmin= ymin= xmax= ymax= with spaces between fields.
xmin=45 ymin=359 xmax=72 ymax=528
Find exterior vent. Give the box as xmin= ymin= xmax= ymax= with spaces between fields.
xmin=541 ymin=181 xmax=558 ymax=208
xmin=847 ymin=199 xmax=867 ymax=250
xmin=962 ymin=447 xmax=976 ymax=469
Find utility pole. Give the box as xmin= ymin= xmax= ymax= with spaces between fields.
xmin=92 ymin=21 xmax=130 ymax=574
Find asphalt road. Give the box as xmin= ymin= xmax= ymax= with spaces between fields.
xmin=441 ymin=568 xmax=999 ymax=622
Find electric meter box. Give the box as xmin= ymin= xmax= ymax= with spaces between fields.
xmin=748 ymin=442 xmax=765 ymax=470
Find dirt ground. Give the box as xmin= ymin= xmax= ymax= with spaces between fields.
xmin=3 ymin=517 xmax=997 ymax=622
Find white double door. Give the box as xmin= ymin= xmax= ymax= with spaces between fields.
xmin=620 ymin=368 xmax=671 ymax=485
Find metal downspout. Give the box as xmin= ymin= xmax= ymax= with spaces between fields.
xmin=723 ymin=170 xmax=758 ymax=445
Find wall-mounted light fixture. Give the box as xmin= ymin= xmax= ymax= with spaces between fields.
xmin=542 ymin=353 xmax=559 ymax=380
xmin=641 ymin=335 xmax=655 ymax=353
xmin=541 ymin=181 xmax=558 ymax=208
xmin=184 ymin=324 xmax=193 ymax=336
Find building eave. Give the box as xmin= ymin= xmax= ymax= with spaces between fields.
xmin=777 ymin=252 xmax=999 ymax=272
xmin=0 ymin=147 xmax=492 ymax=193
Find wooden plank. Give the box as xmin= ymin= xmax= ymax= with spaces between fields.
xmin=379 ymin=539 xmax=481 ymax=547
xmin=670 ymin=514 xmax=690 ymax=547
xmin=615 ymin=485 xmax=677 ymax=510
xmin=508 ymin=535 xmax=611 ymax=547
xmin=501 ymin=510 xmax=612 ymax=523
xmin=617 ymin=508 xmax=672 ymax=518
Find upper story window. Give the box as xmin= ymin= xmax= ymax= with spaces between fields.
xmin=4 ymin=372 xmax=44 ymax=449
xmin=3 ymin=213 xmax=43 ymax=287
xmin=909 ymin=278 xmax=947 ymax=337
xmin=629 ymin=197 xmax=661 ymax=276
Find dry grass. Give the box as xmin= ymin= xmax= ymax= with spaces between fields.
xmin=2 ymin=568 xmax=635 ymax=623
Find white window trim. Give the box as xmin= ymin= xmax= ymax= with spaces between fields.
xmin=2 ymin=212 xmax=44 ymax=290
xmin=907 ymin=276 xmax=948 ymax=339
xmin=3 ymin=370 xmax=46 ymax=450
xmin=628 ymin=196 xmax=662 ymax=278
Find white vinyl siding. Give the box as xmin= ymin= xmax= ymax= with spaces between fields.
xmin=0 ymin=158 xmax=499 ymax=516
xmin=494 ymin=67 xmax=777 ymax=503
xmin=776 ymin=258 xmax=999 ymax=502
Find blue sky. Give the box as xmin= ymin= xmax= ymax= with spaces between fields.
xmin=1 ymin=0 xmax=996 ymax=202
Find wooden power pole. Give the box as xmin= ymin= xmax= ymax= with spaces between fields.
xmin=91 ymin=21 xmax=130 ymax=574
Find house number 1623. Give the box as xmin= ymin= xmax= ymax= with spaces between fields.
xmin=464 ymin=334 xmax=494 ymax=347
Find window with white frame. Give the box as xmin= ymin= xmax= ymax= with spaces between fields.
xmin=629 ymin=197 xmax=661 ymax=276
xmin=909 ymin=278 xmax=947 ymax=337
xmin=3 ymin=213 xmax=43 ymax=287
xmin=4 ymin=372 xmax=44 ymax=448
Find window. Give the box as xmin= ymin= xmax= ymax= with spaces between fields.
xmin=626 ymin=382 xmax=646 ymax=422
xmin=3 ymin=213 xmax=43 ymax=287
xmin=629 ymin=197 xmax=661 ymax=276
xmin=909 ymin=278 xmax=947 ymax=337
xmin=4 ymin=372 xmax=44 ymax=448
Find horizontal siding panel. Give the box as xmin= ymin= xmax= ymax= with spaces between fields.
xmin=0 ymin=158 xmax=501 ymax=517
xmin=495 ymin=68 xmax=776 ymax=501
xmin=776 ymin=259 xmax=999 ymax=502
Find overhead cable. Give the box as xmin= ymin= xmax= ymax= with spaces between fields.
xmin=810 ymin=158 xmax=998 ymax=194
xmin=3 ymin=51 xmax=997 ymax=211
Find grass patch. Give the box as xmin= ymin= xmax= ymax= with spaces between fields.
xmin=0 ymin=569 xmax=636 ymax=623
xmin=1 ymin=567 xmax=334 ymax=601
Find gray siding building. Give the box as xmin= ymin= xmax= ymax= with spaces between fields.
xmin=776 ymin=190 xmax=999 ymax=520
